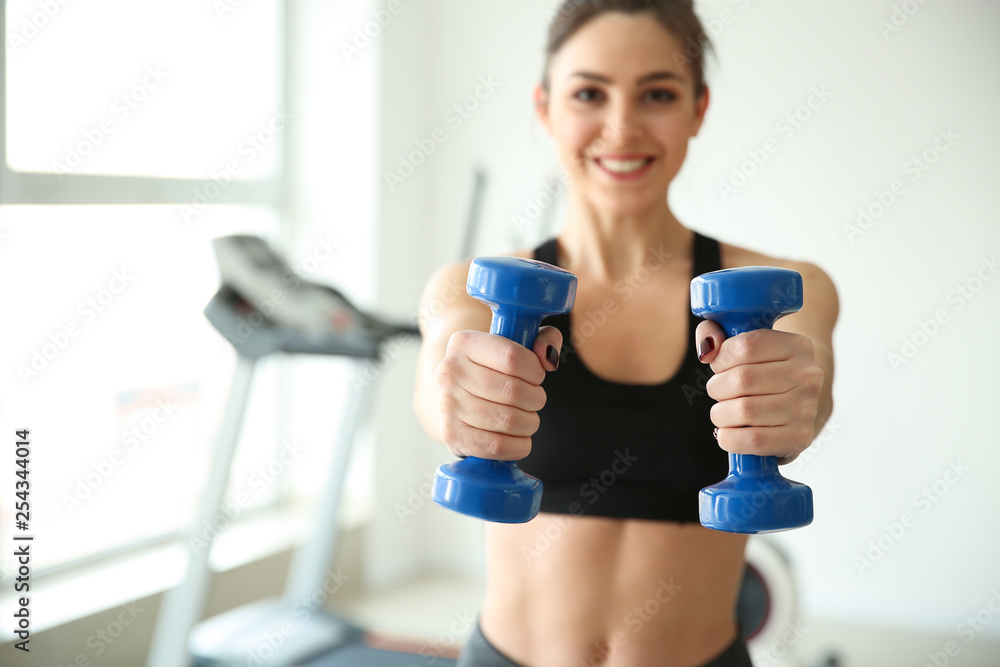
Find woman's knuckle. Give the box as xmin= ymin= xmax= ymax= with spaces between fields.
xmin=526 ymin=411 xmax=541 ymax=435
xmin=435 ymin=365 xmax=453 ymax=390
xmin=744 ymin=428 xmax=767 ymax=453
xmin=499 ymin=377 xmax=520 ymax=404
xmin=494 ymin=406 xmax=515 ymax=433
xmin=497 ymin=343 xmax=518 ymax=373
xmin=534 ymin=387 xmax=548 ymax=411
xmin=481 ymin=434 xmax=504 ymax=459
xmin=732 ymin=367 xmax=753 ymax=394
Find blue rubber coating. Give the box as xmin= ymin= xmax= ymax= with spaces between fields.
xmin=691 ymin=266 xmax=813 ymax=534
xmin=432 ymin=257 xmax=577 ymax=523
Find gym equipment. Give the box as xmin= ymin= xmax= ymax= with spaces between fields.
xmin=146 ymin=235 xmax=456 ymax=667
xmin=690 ymin=266 xmax=814 ymax=534
xmin=431 ymin=257 xmax=577 ymax=523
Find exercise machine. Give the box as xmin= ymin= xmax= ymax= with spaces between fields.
xmin=147 ymin=234 xmax=454 ymax=667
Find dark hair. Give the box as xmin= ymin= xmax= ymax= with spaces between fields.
xmin=542 ymin=0 xmax=713 ymax=97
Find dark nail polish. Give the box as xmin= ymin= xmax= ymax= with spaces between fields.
xmin=545 ymin=344 xmax=560 ymax=370
xmin=712 ymin=427 xmax=719 ymax=439
xmin=698 ymin=337 xmax=715 ymax=362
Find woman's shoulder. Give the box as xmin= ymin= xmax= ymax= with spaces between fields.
xmin=719 ymin=242 xmax=832 ymax=287
xmin=424 ymin=249 xmax=536 ymax=289
xmin=419 ymin=249 xmax=539 ymax=323
xmin=718 ymin=241 xmax=839 ymax=324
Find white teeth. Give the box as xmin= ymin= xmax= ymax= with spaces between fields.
xmin=599 ymin=157 xmax=649 ymax=174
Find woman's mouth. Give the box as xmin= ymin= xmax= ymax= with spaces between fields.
xmin=593 ymin=156 xmax=655 ymax=180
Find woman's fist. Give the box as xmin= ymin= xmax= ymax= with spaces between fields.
xmin=435 ymin=326 xmax=562 ymax=461
xmin=696 ymin=320 xmax=824 ymax=464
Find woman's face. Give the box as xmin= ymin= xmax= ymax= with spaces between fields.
xmin=536 ymin=12 xmax=708 ymax=218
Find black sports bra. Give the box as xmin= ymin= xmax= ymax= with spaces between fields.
xmin=517 ymin=232 xmax=727 ymax=522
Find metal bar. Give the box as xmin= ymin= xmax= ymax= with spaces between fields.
xmin=147 ymin=356 xmax=257 ymax=667
xmin=283 ymin=357 xmax=376 ymax=601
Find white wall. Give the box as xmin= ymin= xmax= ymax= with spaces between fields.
xmin=367 ymin=0 xmax=1000 ymax=638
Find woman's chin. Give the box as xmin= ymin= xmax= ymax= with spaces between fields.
xmin=587 ymin=189 xmax=666 ymax=219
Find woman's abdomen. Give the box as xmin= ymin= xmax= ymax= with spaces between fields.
xmin=480 ymin=514 xmax=748 ymax=666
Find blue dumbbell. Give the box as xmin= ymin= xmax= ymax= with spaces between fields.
xmin=432 ymin=257 xmax=577 ymax=523
xmin=690 ymin=266 xmax=813 ymax=533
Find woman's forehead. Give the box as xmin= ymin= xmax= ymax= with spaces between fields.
xmin=548 ymin=12 xmax=692 ymax=83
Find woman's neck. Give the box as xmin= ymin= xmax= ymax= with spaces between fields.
xmin=558 ymin=191 xmax=694 ymax=281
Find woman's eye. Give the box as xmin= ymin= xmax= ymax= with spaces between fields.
xmin=646 ymin=89 xmax=677 ymax=103
xmin=574 ymin=88 xmax=604 ymax=102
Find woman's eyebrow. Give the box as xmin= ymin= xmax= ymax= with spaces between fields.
xmin=568 ymin=71 xmax=687 ymax=84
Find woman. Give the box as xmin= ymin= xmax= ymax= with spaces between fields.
xmin=414 ymin=1 xmax=838 ymax=665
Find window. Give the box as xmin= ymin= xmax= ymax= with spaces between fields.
xmin=0 ymin=0 xmax=335 ymax=577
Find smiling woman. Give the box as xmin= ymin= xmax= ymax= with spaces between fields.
xmin=414 ymin=1 xmax=838 ymax=666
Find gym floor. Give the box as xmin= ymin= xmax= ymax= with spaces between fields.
xmin=331 ymin=574 xmax=1000 ymax=667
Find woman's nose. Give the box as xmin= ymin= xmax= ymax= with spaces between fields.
xmin=600 ymin=104 xmax=642 ymax=146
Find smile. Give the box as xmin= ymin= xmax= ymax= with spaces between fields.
xmin=594 ymin=156 xmax=656 ymax=180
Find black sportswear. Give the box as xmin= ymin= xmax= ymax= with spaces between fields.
xmin=517 ymin=232 xmax=726 ymax=522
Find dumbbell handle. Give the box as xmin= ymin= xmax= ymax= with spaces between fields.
xmin=713 ymin=308 xmax=785 ymax=473
xmin=490 ymin=310 xmax=541 ymax=350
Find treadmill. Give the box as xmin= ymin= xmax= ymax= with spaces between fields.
xmin=146 ymin=234 xmax=457 ymax=667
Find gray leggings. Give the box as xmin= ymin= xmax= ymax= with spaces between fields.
xmin=456 ymin=620 xmax=753 ymax=667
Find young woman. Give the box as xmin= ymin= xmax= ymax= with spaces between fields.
xmin=414 ymin=1 xmax=838 ymax=665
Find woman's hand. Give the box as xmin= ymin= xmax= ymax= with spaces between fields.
xmin=435 ymin=326 xmax=562 ymax=460
xmin=695 ymin=321 xmax=824 ymax=465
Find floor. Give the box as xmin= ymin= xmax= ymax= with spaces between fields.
xmin=332 ymin=574 xmax=1000 ymax=666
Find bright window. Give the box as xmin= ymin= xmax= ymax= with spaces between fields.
xmin=0 ymin=0 xmax=346 ymax=578
xmin=5 ymin=0 xmax=281 ymax=179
